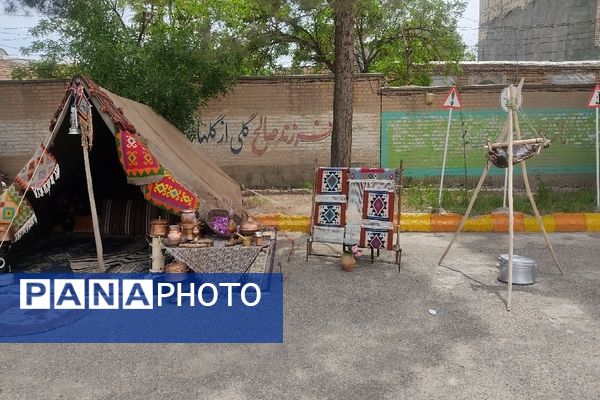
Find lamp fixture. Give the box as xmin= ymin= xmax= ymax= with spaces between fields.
xmin=68 ymin=104 xmax=80 ymax=135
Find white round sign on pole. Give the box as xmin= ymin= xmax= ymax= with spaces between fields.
xmin=500 ymin=87 xmax=522 ymax=112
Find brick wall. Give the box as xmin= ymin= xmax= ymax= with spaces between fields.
xmin=0 ymin=76 xmax=597 ymax=189
xmin=196 ymin=74 xmax=383 ymax=187
xmin=0 ymin=80 xmax=68 ymax=177
xmin=381 ymin=84 xmax=596 ymax=187
xmin=431 ymin=61 xmax=600 ymax=86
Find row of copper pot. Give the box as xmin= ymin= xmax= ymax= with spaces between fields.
xmin=149 ymin=209 xmax=198 ymax=237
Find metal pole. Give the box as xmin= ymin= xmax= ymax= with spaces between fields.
xmin=596 ymin=107 xmax=599 ymax=209
xmin=439 ymin=108 xmax=453 ymax=207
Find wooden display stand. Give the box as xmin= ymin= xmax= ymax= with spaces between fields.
xmin=306 ymin=162 xmax=404 ymax=270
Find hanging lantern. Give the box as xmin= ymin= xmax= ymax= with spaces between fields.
xmin=68 ymin=104 xmax=80 ymax=135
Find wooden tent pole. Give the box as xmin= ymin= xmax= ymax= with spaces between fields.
xmin=506 ymin=85 xmax=516 ymax=312
xmin=81 ymin=134 xmax=105 ymax=272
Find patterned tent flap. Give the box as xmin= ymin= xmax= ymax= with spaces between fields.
xmin=15 ymin=145 xmax=60 ymax=199
xmin=143 ymin=171 xmax=200 ymax=215
xmin=116 ymin=130 xmax=165 ymax=185
xmin=0 ymin=184 xmax=37 ymax=241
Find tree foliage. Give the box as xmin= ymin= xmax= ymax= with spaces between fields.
xmin=4 ymin=0 xmax=468 ymax=134
xmin=218 ymin=0 xmax=467 ymax=84
xmin=4 ymin=0 xmax=247 ymax=136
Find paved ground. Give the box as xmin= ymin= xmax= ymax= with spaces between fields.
xmin=1 ymin=232 xmax=599 ymax=399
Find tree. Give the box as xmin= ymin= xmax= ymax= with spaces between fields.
xmin=219 ymin=0 xmax=466 ymax=84
xmin=3 ymin=0 xmax=246 ymax=136
xmin=331 ymin=0 xmax=355 ymax=167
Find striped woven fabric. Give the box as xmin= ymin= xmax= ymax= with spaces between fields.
xmin=100 ymin=199 xmax=176 ymax=236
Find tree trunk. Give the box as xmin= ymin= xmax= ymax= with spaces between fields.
xmin=331 ymin=0 xmax=355 ymax=167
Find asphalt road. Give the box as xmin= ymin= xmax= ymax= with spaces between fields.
xmin=1 ymin=232 xmax=599 ymax=399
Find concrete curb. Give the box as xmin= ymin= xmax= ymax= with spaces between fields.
xmin=253 ymin=212 xmax=600 ymax=233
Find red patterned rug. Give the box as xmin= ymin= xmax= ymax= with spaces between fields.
xmin=115 ymin=130 xmax=164 ymax=185
xmin=143 ymin=171 xmax=199 ymax=214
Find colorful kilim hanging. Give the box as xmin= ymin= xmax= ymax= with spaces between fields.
xmin=362 ymin=190 xmax=395 ymax=222
xmin=115 ymin=130 xmax=164 ymax=185
xmin=0 ymin=184 xmax=37 ymax=241
xmin=15 ymin=145 xmax=60 ymax=198
xmin=143 ymin=171 xmax=199 ymax=214
xmin=349 ymin=168 xmax=395 ymax=181
xmin=316 ymin=168 xmax=348 ymax=194
xmin=359 ymin=228 xmax=393 ymax=250
xmin=314 ymin=203 xmax=346 ymax=227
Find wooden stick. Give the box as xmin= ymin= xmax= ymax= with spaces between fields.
xmin=512 ymin=100 xmax=564 ymax=274
xmin=438 ymin=161 xmax=490 ymax=265
xmin=506 ymin=85 xmax=515 ymax=312
xmin=486 ymin=138 xmax=549 ymax=148
xmin=82 ymin=134 xmax=105 ymax=272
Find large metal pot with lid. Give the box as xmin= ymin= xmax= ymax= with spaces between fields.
xmin=148 ymin=217 xmax=168 ymax=237
xmin=497 ymin=254 xmax=537 ymax=285
xmin=239 ymin=217 xmax=260 ymax=236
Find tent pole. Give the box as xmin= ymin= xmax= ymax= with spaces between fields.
xmin=81 ymin=134 xmax=105 ymax=272
xmin=506 ymin=85 xmax=516 ymax=312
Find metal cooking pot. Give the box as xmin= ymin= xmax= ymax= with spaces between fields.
xmin=497 ymin=254 xmax=537 ymax=285
xmin=239 ymin=217 xmax=260 ymax=236
xmin=148 ymin=218 xmax=168 ymax=237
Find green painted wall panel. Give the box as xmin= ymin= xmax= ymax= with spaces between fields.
xmin=381 ymin=109 xmax=596 ymax=178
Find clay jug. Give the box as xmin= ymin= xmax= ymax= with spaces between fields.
xmin=181 ymin=209 xmax=197 ymax=225
xmin=167 ymin=225 xmax=182 ymax=246
xmin=340 ymin=253 xmax=356 ymax=272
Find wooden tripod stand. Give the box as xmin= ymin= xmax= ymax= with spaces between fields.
xmin=437 ymin=80 xmax=564 ymax=311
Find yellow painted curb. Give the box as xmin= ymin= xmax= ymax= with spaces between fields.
xmin=464 ymin=215 xmax=493 ymax=232
xmin=250 ymin=213 xmax=600 ymax=233
xmin=399 ymin=213 xmax=431 ymax=232
xmin=585 ymin=213 xmax=600 ymax=232
xmin=524 ymin=216 xmax=541 ymax=232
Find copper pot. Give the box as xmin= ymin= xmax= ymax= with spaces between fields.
xmin=148 ymin=218 xmax=168 ymax=237
xmin=0 ymin=223 xmax=15 ymax=243
xmin=239 ymin=217 xmax=260 ymax=236
xmin=181 ymin=209 xmax=197 ymax=225
xmin=181 ymin=223 xmax=195 ymax=242
xmin=164 ymin=261 xmax=189 ymax=273
xmin=166 ymin=225 xmax=182 ymax=246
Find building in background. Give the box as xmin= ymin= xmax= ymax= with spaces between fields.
xmin=0 ymin=48 xmax=29 ymax=80
xmin=478 ymin=0 xmax=600 ymax=61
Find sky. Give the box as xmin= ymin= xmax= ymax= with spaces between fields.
xmin=0 ymin=0 xmax=480 ymax=59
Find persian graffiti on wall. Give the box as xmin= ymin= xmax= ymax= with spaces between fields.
xmin=194 ymin=114 xmax=333 ymax=157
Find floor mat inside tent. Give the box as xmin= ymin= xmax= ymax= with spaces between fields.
xmin=5 ymin=234 xmax=149 ymax=273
